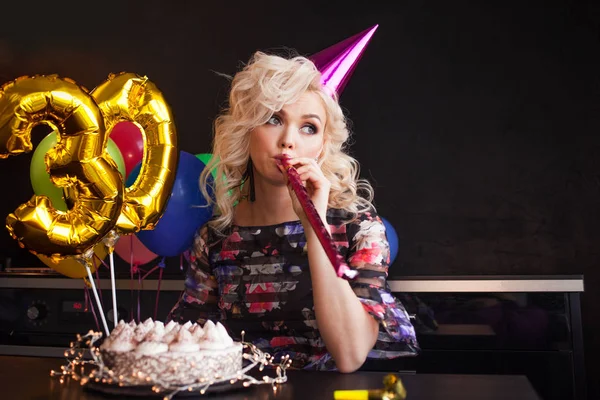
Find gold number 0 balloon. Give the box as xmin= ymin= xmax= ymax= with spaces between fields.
xmin=91 ymin=72 xmax=178 ymax=234
xmin=0 ymin=75 xmax=123 ymax=257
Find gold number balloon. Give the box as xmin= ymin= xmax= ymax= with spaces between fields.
xmin=0 ymin=75 xmax=123 ymax=258
xmin=90 ymin=72 xmax=178 ymax=234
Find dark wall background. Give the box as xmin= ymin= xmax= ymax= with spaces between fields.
xmin=0 ymin=0 xmax=598 ymax=397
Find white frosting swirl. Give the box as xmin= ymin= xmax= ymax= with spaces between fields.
xmin=169 ymin=342 xmax=201 ymax=352
xmin=103 ymin=326 xmax=136 ymax=352
xmin=203 ymin=320 xmax=220 ymax=343
xmin=134 ymin=324 xmax=152 ymax=342
xmin=162 ymin=328 xmax=180 ymax=344
xmin=145 ymin=323 xmax=165 ymax=342
xmin=176 ymin=327 xmax=194 ymax=343
xmin=110 ymin=320 xmax=127 ymax=337
xmin=135 ymin=341 xmax=168 ymax=355
xmin=109 ymin=340 xmax=136 ymax=352
xmin=191 ymin=324 xmax=205 ymax=340
xmin=216 ymin=322 xmax=234 ymax=346
xmin=164 ymin=320 xmax=178 ymax=333
xmin=197 ymin=340 xmax=227 ymax=350
xmin=102 ymin=318 xmax=237 ymax=354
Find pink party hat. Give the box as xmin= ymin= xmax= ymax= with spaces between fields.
xmin=309 ymin=24 xmax=379 ymax=96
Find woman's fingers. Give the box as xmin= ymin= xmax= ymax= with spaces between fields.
xmin=286 ymin=157 xmax=318 ymax=168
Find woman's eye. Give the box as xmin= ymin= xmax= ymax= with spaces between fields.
xmin=301 ymin=124 xmax=317 ymax=135
xmin=267 ymin=116 xmax=281 ymax=125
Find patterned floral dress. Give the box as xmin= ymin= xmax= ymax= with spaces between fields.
xmin=168 ymin=208 xmax=419 ymax=370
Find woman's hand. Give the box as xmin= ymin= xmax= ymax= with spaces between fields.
xmin=278 ymin=157 xmax=330 ymax=226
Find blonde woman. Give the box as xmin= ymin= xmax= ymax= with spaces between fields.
xmin=169 ymin=52 xmax=418 ymax=373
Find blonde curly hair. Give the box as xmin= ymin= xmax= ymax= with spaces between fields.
xmin=200 ymin=51 xmax=375 ymax=233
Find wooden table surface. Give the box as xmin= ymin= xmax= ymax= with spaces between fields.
xmin=0 ymin=355 xmax=541 ymax=399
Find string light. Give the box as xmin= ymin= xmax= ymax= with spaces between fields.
xmin=50 ymin=330 xmax=290 ymax=399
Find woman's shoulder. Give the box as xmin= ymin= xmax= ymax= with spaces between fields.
xmin=325 ymin=207 xmax=381 ymax=225
xmin=326 ymin=207 xmax=386 ymax=244
xmin=325 ymin=208 xmax=353 ymax=224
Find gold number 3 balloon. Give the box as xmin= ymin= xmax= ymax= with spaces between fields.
xmin=0 ymin=72 xmax=178 ymax=261
xmin=91 ymin=72 xmax=178 ymax=234
xmin=0 ymin=75 xmax=123 ymax=258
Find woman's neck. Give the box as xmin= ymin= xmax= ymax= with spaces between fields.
xmin=234 ymin=178 xmax=299 ymax=227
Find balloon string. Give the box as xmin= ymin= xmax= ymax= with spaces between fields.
xmin=84 ymin=283 xmax=100 ymax=333
xmin=137 ymin=269 xmax=142 ymax=323
xmin=154 ymin=267 xmax=164 ymax=320
xmin=130 ymin=235 xmax=134 ymax=322
xmin=94 ymin=253 xmax=110 ymax=270
xmin=141 ymin=265 xmax=159 ymax=281
xmin=84 ymin=283 xmax=89 ymax=310
xmin=93 ymin=257 xmax=104 ymax=309
xmin=109 ymin=252 xmax=118 ymax=328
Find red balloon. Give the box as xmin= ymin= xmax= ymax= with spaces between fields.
xmin=114 ymin=234 xmax=158 ymax=266
xmin=109 ymin=121 xmax=144 ymax=179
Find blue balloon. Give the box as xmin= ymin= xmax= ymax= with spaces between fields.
xmin=381 ymin=217 xmax=399 ymax=265
xmin=134 ymin=151 xmax=214 ymax=257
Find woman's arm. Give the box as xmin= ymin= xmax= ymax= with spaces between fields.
xmin=280 ymin=157 xmax=379 ymax=372
xmin=305 ymin=224 xmax=380 ymax=373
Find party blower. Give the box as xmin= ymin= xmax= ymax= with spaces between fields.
xmin=273 ymin=26 xmax=380 ymax=279
xmin=334 ymin=374 xmax=407 ymax=400
xmin=276 ymin=155 xmax=357 ymax=280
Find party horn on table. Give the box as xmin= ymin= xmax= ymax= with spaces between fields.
xmin=334 ymin=374 xmax=407 ymax=400
xmin=276 ymin=155 xmax=357 ymax=280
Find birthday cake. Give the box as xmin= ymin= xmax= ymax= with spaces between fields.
xmin=99 ymin=318 xmax=243 ymax=386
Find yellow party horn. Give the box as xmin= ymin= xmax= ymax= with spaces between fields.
xmin=334 ymin=374 xmax=407 ymax=400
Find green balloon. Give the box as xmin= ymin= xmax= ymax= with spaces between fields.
xmin=107 ymin=138 xmax=126 ymax=180
xmin=195 ymin=153 xmax=241 ymax=206
xmin=30 ymin=131 xmax=126 ymax=211
xmin=195 ymin=153 xmax=218 ymax=180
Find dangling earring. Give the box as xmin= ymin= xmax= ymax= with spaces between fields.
xmin=244 ymin=158 xmax=255 ymax=202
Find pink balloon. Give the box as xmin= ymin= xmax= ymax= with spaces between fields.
xmin=114 ymin=234 xmax=158 ymax=266
xmin=109 ymin=121 xmax=144 ymax=179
